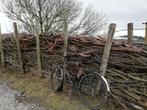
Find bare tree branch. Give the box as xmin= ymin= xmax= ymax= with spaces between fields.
xmin=1 ymin=0 xmax=107 ymax=36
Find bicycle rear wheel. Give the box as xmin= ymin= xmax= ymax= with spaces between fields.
xmin=78 ymin=72 xmax=108 ymax=110
xmin=51 ymin=66 xmax=64 ymax=92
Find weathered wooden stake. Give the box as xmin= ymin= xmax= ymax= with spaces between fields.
xmin=127 ymin=23 xmax=133 ymax=43
xmin=63 ymin=10 xmax=69 ymax=88
xmin=13 ymin=22 xmax=24 ymax=74
xmin=100 ymin=23 xmax=116 ymax=76
xmin=0 ymin=24 xmax=5 ymax=66
xmin=36 ymin=25 xmax=42 ymax=77
xmin=143 ymin=22 xmax=147 ymax=44
xmin=63 ymin=12 xmax=68 ymax=57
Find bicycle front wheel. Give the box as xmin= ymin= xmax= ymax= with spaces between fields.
xmin=51 ymin=66 xmax=64 ymax=92
xmin=78 ymin=72 xmax=108 ymax=110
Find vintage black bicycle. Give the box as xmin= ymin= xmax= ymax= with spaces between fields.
xmin=51 ymin=55 xmax=110 ymax=110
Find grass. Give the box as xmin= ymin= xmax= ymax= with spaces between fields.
xmin=0 ymin=66 xmax=120 ymax=110
xmin=0 ymin=66 xmax=88 ymax=110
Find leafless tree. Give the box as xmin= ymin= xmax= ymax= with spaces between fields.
xmin=69 ymin=7 xmax=107 ymax=36
xmin=1 ymin=0 xmax=107 ymax=36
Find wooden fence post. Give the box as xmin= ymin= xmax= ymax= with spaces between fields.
xmin=36 ymin=27 xmax=42 ymax=77
xmin=0 ymin=24 xmax=5 ymax=66
xmin=13 ymin=22 xmax=24 ymax=74
xmin=63 ymin=12 xmax=68 ymax=58
xmin=63 ymin=11 xmax=68 ymax=86
xmin=128 ymin=23 xmax=133 ymax=43
xmin=143 ymin=22 xmax=147 ymax=44
xmin=100 ymin=23 xmax=116 ymax=76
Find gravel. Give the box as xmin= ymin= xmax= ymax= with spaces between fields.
xmin=0 ymin=82 xmax=46 ymax=110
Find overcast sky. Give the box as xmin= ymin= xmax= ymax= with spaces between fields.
xmin=0 ymin=0 xmax=147 ymax=36
xmin=79 ymin=0 xmax=147 ymax=36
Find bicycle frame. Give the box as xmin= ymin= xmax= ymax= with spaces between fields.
xmin=61 ymin=58 xmax=110 ymax=93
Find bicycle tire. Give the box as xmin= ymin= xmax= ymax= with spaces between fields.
xmin=78 ymin=72 xmax=108 ymax=110
xmin=51 ymin=66 xmax=64 ymax=92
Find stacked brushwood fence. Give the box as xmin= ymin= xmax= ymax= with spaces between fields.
xmin=2 ymin=34 xmax=19 ymax=67
xmin=0 ymin=33 xmax=147 ymax=109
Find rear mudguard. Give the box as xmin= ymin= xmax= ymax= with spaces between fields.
xmin=101 ymin=76 xmax=110 ymax=92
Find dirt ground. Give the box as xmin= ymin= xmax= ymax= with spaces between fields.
xmin=0 ymin=66 xmax=119 ymax=110
xmin=0 ymin=81 xmax=46 ymax=110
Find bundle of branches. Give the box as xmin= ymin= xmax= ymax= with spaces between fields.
xmin=1 ymin=34 xmax=37 ymax=69
xmin=1 ymin=34 xmax=147 ymax=109
xmin=2 ymin=36 xmax=19 ymax=65
xmin=39 ymin=34 xmax=147 ymax=110
xmin=19 ymin=34 xmax=37 ymax=69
